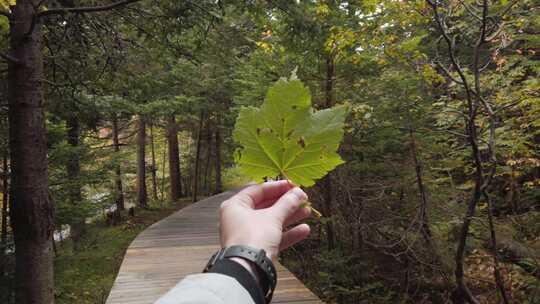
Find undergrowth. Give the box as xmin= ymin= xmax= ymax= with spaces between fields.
xmin=54 ymin=199 xmax=191 ymax=304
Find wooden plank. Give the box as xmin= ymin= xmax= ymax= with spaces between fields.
xmin=106 ymin=190 xmax=323 ymax=304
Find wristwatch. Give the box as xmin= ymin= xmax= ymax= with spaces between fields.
xmin=204 ymin=245 xmax=277 ymax=303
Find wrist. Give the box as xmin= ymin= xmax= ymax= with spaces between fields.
xmin=228 ymin=257 xmax=261 ymax=286
xmin=204 ymin=245 xmax=277 ymax=303
xmin=205 ymin=258 xmax=266 ymax=304
xmin=224 ymin=242 xmax=275 ymax=260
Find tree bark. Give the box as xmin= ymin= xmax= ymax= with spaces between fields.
xmin=185 ymin=134 xmax=193 ymax=197
xmin=321 ymin=54 xmax=336 ymax=251
xmin=149 ymin=123 xmax=158 ymax=201
xmin=203 ymin=122 xmax=213 ymax=195
xmin=408 ymin=128 xmax=433 ymax=242
xmin=112 ymin=116 xmax=125 ymax=212
xmin=214 ymin=126 xmax=222 ymax=194
xmin=136 ymin=116 xmax=148 ymax=208
xmin=407 ymin=126 xmax=448 ymax=280
xmin=167 ymin=116 xmax=182 ymax=201
xmin=66 ymin=117 xmax=85 ymax=249
xmin=161 ymin=137 xmax=167 ymax=200
xmin=8 ymin=2 xmax=55 ymax=303
xmin=1 ymin=154 xmax=8 ymax=276
xmin=192 ymin=112 xmax=204 ymax=203
xmin=322 ymin=175 xmax=335 ymax=251
xmin=507 ymin=167 xmax=519 ymax=214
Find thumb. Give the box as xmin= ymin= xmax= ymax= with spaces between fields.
xmin=270 ymin=187 xmax=308 ymax=223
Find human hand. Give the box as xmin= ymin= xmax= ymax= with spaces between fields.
xmin=219 ymin=180 xmax=312 ymax=260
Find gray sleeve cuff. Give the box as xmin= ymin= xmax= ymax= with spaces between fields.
xmin=154 ymin=273 xmax=256 ymax=304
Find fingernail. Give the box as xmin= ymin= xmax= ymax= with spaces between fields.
xmin=292 ymin=187 xmax=307 ymax=200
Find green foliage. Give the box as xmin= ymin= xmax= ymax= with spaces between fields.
xmin=0 ymin=0 xmax=14 ymax=12
xmin=2 ymin=0 xmax=539 ymax=303
xmin=233 ymin=78 xmax=346 ymax=186
xmin=54 ymin=205 xmax=187 ymax=304
xmin=222 ymin=167 xmax=252 ymax=191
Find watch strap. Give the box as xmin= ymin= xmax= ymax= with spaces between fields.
xmin=207 ymin=258 xmax=266 ymax=304
xmin=204 ymin=245 xmax=277 ymax=303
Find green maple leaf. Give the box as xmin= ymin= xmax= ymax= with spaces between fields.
xmin=233 ymin=78 xmax=347 ymax=187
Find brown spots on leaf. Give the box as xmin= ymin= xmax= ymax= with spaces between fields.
xmin=297 ymin=137 xmax=306 ymax=148
xmin=286 ymin=129 xmax=294 ymax=139
xmin=257 ymin=128 xmax=274 ymax=135
xmin=292 ymin=105 xmax=298 ymax=110
xmin=261 ymin=128 xmax=272 ymax=134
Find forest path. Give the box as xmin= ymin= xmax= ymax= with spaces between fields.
xmin=106 ymin=189 xmax=323 ymax=304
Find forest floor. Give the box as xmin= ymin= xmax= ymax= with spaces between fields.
xmin=54 ymin=198 xmax=193 ymax=304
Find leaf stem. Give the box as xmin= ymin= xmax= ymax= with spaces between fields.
xmin=300 ymin=201 xmax=322 ymax=218
xmin=280 ymin=171 xmax=322 ymax=218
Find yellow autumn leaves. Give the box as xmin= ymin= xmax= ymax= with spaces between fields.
xmin=0 ymin=0 xmax=14 ymax=12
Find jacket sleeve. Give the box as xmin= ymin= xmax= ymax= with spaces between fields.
xmin=154 ymin=273 xmax=256 ymax=304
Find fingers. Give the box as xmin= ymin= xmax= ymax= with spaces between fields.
xmin=255 ymin=199 xmax=278 ymax=210
xmin=284 ymin=206 xmax=311 ymax=227
xmin=227 ymin=180 xmax=294 ymax=209
xmin=270 ymin=187 xmax=308 ymax=222
xmin=279 ymin=224 xmax=311 ymax=251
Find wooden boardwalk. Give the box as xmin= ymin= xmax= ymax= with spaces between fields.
xmin=106 ymin=190 xmax=323 ymax=304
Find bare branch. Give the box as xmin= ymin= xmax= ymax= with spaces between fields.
xmin=186 ymin=0 xmax=222 ymax=20
xmin=485 ymin=22 xmax=503 ymax=42
xmin=499 ymin=0 xmax=520 ymax=17
xmin=457 ymin=0 xmax=482 ymax=21
xmin=427 ymin=1 xmax=474 ymax=109
xmin=478 ymin=57 xmax=492 ymax=73
xmin=494 ymin=99 xmax=521 ymax=114
xmin=37 ymin=0 xmax=141 ymax=18
xmin=435 ymin=61 xmax=464 ymax=84
xmin=0 ymin=52 xmax=20 ymax=64
xmin=421 ymin=127 xmax=469 ymax=139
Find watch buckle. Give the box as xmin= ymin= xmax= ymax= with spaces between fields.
xmin=204 ymin=248 xmax=226 ymax=272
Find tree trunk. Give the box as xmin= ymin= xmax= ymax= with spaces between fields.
xmin=185 ymin=134 xmax=193 ymax=197
xmin=507 ymin=167 xmax=519 ymax=214
xmin=112 ymin=116 xmax=125 ymax=212
xmin=408 ymin=126 xmax=448 ymax=279
xmin=214 ymin=125 xmax=222 ymax=194
xmin=320 ymin=54 xmax=336 ymax=251
xmin=161 ymin=137 xmax=167 ymax=200
xmin=1 ymin=154 xmax=9 ymax=276
xmin=8 ymin=2 xmax=55 ymax=303
xmin=203 ymin=122 xmax=212 ymax=195
xmin=408 ymin=128 xmax=433 ymax=241
xmin=149 ymin=123 xmax=158 ymax=201
xmin=51 ymin=237 xmax=57 ymax=257
xmin=167 ymin=116 xmax=182 ymax=201
xmin=322 ymin=175 xmax=335 ymax=251
xmin=137 ymin=116 xmax=148 ymax=208
xmin=66 ymin=117 xmax=85 ymax=249
xmin=192 ymin=112 xmax=204 ymax=203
